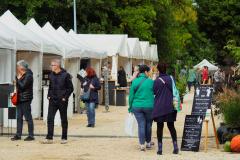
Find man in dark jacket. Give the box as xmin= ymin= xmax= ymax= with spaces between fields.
xmin=11 ymin=60 xmax=34 ymax=141
xmin=43 ymin=59 xmax=73 ymax=144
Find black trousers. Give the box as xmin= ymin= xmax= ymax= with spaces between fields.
xmin=157 ymin=122 xmax=177 ymax=143
xmin=47 ymin=100 xmax=68 ymax=140
xmin=16 ymin=101 xmax=34 ymax=137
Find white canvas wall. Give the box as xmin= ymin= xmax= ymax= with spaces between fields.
xmin=0 ymin=48 xmax=16 ymax=127
xmin=64 ymin=58 xmax=80 ymax=118
xmin=90 ymin=58 xmax=101 ymax=77
xmin=0 ymin=49 xmax=16 ymax=83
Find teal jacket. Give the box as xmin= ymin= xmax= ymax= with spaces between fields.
xmin=128 ymin=74 xmax=154 ymax=112
xmin=187 ymin=69 xmax=197 ymax=82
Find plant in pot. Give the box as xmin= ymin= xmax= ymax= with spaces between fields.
xmin=176 ymin=75 xmax=187 ymax=103
xmin=215 ymin=89 xmax=240 ymax=144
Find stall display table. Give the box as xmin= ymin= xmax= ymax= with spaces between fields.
xmin=115 ymin=88 xmax=128 ymax=106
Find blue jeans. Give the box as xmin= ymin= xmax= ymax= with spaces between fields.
xmin=132 ymin=108 xmax=153 ymax=145
xmin=85 ymin=102 xmax=96 ymax=125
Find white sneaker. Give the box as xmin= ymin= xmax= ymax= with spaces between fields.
xmin=61 ymin=139 xmax=68 ymax=144
xmin=41 ymin=139 xmax=53 ymax=144
xmin=140 ymin=145 xmax=145 ymax=151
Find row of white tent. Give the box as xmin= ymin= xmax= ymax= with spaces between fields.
xmin=0 ymin=10 xmax=158 ymax=123
xmin=0 ymin=10 xmax=158 ymax=61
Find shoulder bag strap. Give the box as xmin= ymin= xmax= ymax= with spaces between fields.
xmin=134 ymin=77 xmax=147 ymax=94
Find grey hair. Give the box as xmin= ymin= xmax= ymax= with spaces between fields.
xmin=17 ymin=60 xmax=29 ymax=70
xmin=51 ymin=59 xmax=61 ymax=67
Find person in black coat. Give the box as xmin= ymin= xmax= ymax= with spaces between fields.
xmin=80 ymin=67 xmax=101 ymax=128
xmin=118 ymin=66 xmax=127 ymax=87
xmin=11 ymin=60 xmax=35 ymax=141
xmin=43 ymin=59 xmax=73 ymax=144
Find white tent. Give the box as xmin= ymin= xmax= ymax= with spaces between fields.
xmin=150 ymin=44 xmax=158 ymax=63
xmin=42 ymin=22 xmax=83 ymax=58
xmin=0 ymin=10 xmax=42 ymax=52
xmin=71 ymin=33 xmax=130 ymax=80
xmin=25 ymin=18 xmax=63 ymax=56
xmin=140 ymin=41 xmax=151 ymax=65
xmin=0 ymin=26 xmax=16 ymax=83
xmin=127 ymin=38 xmax=142 ymax=59
xmin=0 ymin=10 xmax=43 ymax=119
xmin=68 ymin=30 xmax=108 ymax=77
xmin=58 ymin=27 xmax=106 ymax=59
xmin=194 ymin=59 xmax=219 ymax=71
xmin=127 ymin=38 xmax=143 ymax=74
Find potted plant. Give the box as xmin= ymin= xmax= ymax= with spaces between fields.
xmin=176 ymin=75 xmax=187 ymax=103
xmin=215 ymin=89 xmax=240 ymax=144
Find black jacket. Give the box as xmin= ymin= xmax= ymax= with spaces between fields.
xmin=48 ymin=69 xmax=74 ymax=101
xmin=118 ymin=69 xmax=127 ymax=87
xmin=81 ymin=76 xmax=101 ymax=104
xmin=16 ymin=69 xmax=33 ymax=103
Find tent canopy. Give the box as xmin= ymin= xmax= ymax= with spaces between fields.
xmin=140 ymin=41 xmax=151 ymax=61
xmin=194 ymin=59 xmax=218 ymax=71
xmin=127 ymin=38 xmax=142 ymax=59
xmin=0 ymin=10 xmax=42 ymax=52
xmin=150 ymin=44 xmax=158 ymax=62
xmin=0 ymin=26 xmax=15 ymax=50
xmin=0 ymin=10 xmax=43 ymax=52
xmin=26 ymin=18 xmax=63 ymax=56
xmin=42 ymin=22 xmax=83 ymax=57
xmin=69 ymin=31 xmax=129 ymax=58
xmin=57 ymin=27 xmax=107 ymax=59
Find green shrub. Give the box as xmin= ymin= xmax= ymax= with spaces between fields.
xmin=176 ymin=76 xmax=187 ymax=97
xmin=217 ymin=89 xmax=240 ymax=128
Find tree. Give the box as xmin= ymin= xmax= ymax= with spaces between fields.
xmin=115 ymin=1 xmax=156 ymax=42
xmin=196 ymin=0 xmax=240 ymax=65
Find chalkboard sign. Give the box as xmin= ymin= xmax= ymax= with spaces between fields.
xmin=191 ymin=85 xmax=213 ymax=116
xmin=181 ymin=115 xmax=204 ymax=152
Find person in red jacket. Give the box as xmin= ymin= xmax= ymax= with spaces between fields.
xmin=202 ymin=66 xmax=209 ymax=84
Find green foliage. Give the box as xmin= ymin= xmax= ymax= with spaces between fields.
xmin=216 ymin=89 xmax=240 ymax=128
xmin=115 ymin=4 xmax=156 ymax=42
xmin=221 ymin=98 xmax=240 ymax=128
xmin=196 ymin=0 xmax=240 ymax=65
xmin=224 ymin=40 xmax=240 ymax=62
xmin=176 ymin=75 xmax=187 ymax=97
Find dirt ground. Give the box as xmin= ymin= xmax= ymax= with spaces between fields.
xmin=0 ymin=91 xmax=239 ymax=160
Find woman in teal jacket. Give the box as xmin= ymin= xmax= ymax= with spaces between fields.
xmin=128 ymin=65 xmax=154 ymax=151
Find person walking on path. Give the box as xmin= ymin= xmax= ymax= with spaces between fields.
xmin=152 ymin=63 xmax=179 ymax=155
xmin=187 ymin=67 xmax=197 ymax=92
xmin=128 ymin=65 xmax=154 ymax=151
xmin=11 ymin=60 xmax=35 ymax=141
xmin=43 ymin=59 xmax=73 ymax=144
xmin=81 ymin=67 xmax=101 ymax=128
xmin=202 ymin=66 xmax=209 ymax=85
